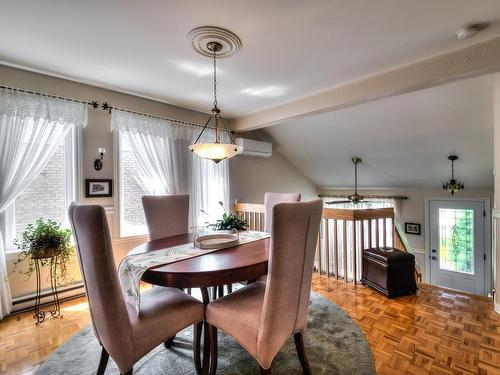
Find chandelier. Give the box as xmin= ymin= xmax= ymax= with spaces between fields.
xmin=443 ymin=155 xmax=464 ymax=195
xmin=188 ymin=39 xmax=242 ymax=163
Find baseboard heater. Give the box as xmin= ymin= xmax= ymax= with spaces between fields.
xmin=11 ymin=283 xmax=85 ymax=314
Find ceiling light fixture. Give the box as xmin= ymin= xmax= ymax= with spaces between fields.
xmin=443 ymin=155 xmax=464 ymax=195
xmin=456 ymin=24 xmax=479 ymax=40
xmin=187 ymin=27 xmax=242 ymax=163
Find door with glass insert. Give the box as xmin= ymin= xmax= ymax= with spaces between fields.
xmin=429 ymin=200 xmax=485 ymax=295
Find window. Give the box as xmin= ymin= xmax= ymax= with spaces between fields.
xmin=438 ymin=208 xmax=474 ymax=274
xmin=5 ymin=128 xmax=79 ymax=251
xmin=118 ymin=134 xmax=150 ymax=236
xmin=113 ymin=111 xmax=230 ymax=238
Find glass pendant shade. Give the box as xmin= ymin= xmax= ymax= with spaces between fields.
xmin=189 ymin=142 xmax=242 ymax=163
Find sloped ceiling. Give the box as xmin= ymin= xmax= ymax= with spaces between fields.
xmin=262 ymin=76 xmax=494 ymax=189
xmin=1 ymin=1 xmax=500 ymax=117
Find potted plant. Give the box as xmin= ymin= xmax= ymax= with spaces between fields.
xmin=202 ymin=201 xmax=247 ymax=231
xmin=12 ymin=218 xmax=74 ymax=285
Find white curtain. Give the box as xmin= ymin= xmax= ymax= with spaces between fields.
xmin=111 ymin=111 xmax=230 ymax=230
xmin=0 ymin=88 xmax=87 ymax=319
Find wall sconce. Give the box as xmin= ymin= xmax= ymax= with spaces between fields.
xmin=94 ymin=147 xmax=106 ymax=171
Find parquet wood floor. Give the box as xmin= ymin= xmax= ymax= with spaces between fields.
xmin=1 ymin=276 xmax=500 ymax=374
xmin=313 ymin=277 xmax=500 ymax=375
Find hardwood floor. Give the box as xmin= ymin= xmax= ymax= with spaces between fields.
xmin=1 ymin=276 xmax=499 ymax=374
xmin=313 ymin=277 xmax=500 ymax=375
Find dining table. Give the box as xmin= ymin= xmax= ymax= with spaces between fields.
xmin=128 ymin=232 xmax=270 ymax=374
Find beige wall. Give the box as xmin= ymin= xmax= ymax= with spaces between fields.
xmin=1 ymin=64 xmax=316 ymax=301
xmin=319 ymin=187 xmax=493 ymax=282
xmin=493 ymin=73 xmax=500 ymax=313
xmin=229 ymin=131 xmax=318 ymax=203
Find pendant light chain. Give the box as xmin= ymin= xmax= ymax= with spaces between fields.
xmin=213 ymin=48 xmax=218 ymax=109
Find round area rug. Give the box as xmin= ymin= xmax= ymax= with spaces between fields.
xmin=36 ymin=293 xmax=375 ymax=374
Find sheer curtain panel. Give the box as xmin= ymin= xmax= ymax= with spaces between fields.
xmin=112 ymin=110 xmax=230 ymax=232
xmin=0 ymin=88 xmax=87 ymax=319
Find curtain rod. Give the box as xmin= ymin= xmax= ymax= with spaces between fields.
xmin=101 ymin=102 xmax=233 ymax=133
xmin=0 ymin=84 xmax=99 ymax=108
xmin=0 ymin=84 xmax=232 ymax=133
xmin=319 ymin=194 xmax=408 ymax=200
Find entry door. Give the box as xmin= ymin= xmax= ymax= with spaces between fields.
xmin=429 ymin=200 xmax=485 ymax=295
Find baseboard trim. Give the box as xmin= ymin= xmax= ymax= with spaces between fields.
xmin=495 ymin=301 xmax=500 ymax=315
xmin=11 ymin=283 xmax=85 ymax=313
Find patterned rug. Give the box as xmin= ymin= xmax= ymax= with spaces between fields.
xmin=36 ymin=293 xmax=375 ymax=374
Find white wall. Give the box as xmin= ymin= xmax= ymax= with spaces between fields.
xmin=493 ymin=73 xmax=500 ymax=313
xmin=319 ymin=187 xmax=493 ymax=282
xmin=229 ymin=131 xmax=318 ymax=203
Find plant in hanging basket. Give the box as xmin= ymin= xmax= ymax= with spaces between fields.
xmin=12 ymin=218 xmax=74 ymax=285
xmin=201 ymin=201 xmax=247 ymax=231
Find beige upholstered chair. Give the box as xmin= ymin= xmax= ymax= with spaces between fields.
xmin=206 ymin=199 xmax=323 ymax=374
xmin=142 ymin=194 xmax=189 ymax=241
xmin=263 ymin=192 xmax=301 ymax=233
xmin=69 ymin=204 xmax=204 ymax=375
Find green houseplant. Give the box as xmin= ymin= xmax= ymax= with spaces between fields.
xmin=12 ymin=218 xmax=74 ymax=285
xmin=202 ymin=201 xmax=247 ymax=231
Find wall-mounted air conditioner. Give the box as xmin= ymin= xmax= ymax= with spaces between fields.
xmin=235 ymin=138 xmax=272 ymax=158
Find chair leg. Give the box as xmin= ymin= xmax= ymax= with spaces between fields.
xmin=294 ymin=332 xmax=311 ymax=375
xmin=208 ymin=324 xmax=218 ymax=375
xmin=164 ymin=335 xmax=176 ymax=348
xmin=217 ymin=285 xmax=224 ymax=298
xmin=193 ymin=322 xmax=203 ymax=375
xmin=96 ymin=346 xmax=109 ymax=375
xmin=260 ymin=366 xmax=271 ymax=374
xmin=226 ymin=284 xmax=232 ymax=294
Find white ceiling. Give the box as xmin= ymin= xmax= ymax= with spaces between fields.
xmin=1 ymin=1 xmax=500 ymax=117
xmin=262 ymin=75 xmax=494 ymax=189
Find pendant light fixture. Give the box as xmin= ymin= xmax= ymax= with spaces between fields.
xmin=188 ymin=27 xmax=242 ymax=163
xmin=443 ymin=155 xmax=464 ymax=195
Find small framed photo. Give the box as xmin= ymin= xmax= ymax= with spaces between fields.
xmin=85 ymin=179 xmax=112 ymax=198
xmin=405 ymin=222 xmax=421 ymax=235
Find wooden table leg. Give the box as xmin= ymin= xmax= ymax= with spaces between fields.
xmin=200 ymin=287 xmax=210 ymax=375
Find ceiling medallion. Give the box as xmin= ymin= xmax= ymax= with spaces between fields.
xmin=187 ymin=27 xmax=242 ymax=163
xmin=443 ymin=155 xmax=464 ymax=195
xmin=187 ymin=26 xmax=242 ymax=58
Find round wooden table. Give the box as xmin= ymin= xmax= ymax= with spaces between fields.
xmin=131 ymin=232 xmax=270 ymax=374
xmin=135 ymin=233 xmax=270 ymax=300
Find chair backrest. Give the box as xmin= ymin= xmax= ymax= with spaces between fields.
xmin=142 ymin=195 xmax=189 ymax=241
xmin=68 ymin=204 xmax=133 ymax=365
xmin=257 ymin=199 xmax=323 ymax=367
xmin=263 ymin=192 xmax=301 ymax=233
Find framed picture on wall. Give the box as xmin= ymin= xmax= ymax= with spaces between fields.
xmin=405 ymin=222 xmax=421 ymax=235
xmin=85 ymin=179 xmax=113 ymax=198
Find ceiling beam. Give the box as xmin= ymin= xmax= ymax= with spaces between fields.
xmin=233 ymin=36 xmax=500 ymax=132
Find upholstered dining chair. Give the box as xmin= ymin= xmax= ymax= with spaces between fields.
xmin=206 ymin=199 xmax=323 ymax=374
xmin=68 ymin=204 xmax=204 ymax=375
xmin=263 ymin=192 xmax=301 ymax=233
xmin=142 ymin=194 xmax=189 ymax=241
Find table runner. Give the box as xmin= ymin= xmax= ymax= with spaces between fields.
xmin=118 ymin=231 xmax=270 ymax=314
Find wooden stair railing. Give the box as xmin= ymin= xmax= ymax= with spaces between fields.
xmin=232 ymin=203 xmax=421 ymax=283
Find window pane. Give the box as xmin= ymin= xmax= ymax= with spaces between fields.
xmin=438 ymin=208 xmax=474 ymax=274
xmin=14 ymin=143 xmax=66 ymax=238
xmin=120 ymin=137 xmax=148 ymax=236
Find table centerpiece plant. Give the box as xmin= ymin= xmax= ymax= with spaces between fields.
xmin=202 ymin=201 xmax=247 ymax=231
